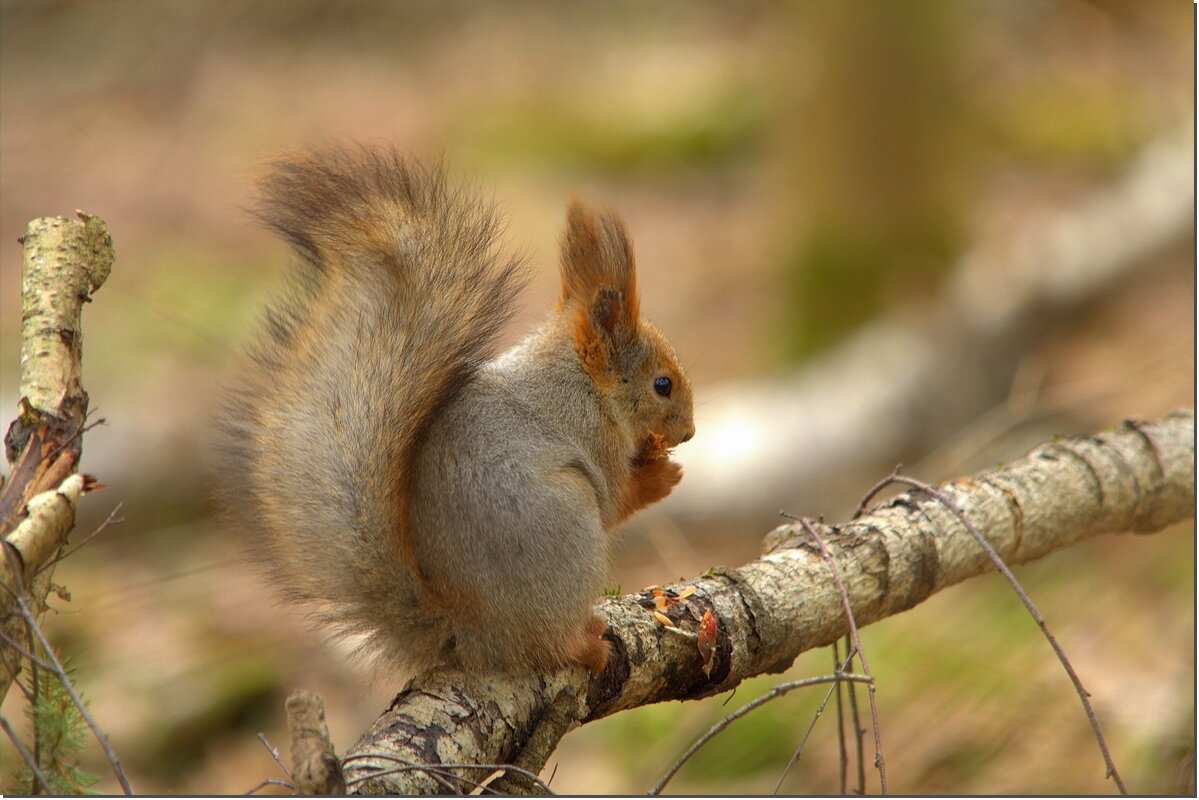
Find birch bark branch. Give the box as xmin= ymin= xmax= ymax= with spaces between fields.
xmin=342 ymin=408 xmax=1194 ymax=794
xmin=1 ymin=211 xmax=112 ymax=702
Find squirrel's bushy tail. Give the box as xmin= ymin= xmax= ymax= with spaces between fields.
xmin=218 ymin=146 xmax=527 ymax=674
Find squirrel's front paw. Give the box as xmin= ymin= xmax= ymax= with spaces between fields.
xmin=635 ymin=431 xmax=671 ymax=465
xmin=619 ymin=435 xmax=683 ymax=522
xmin=638 ymin=455 xmax=682 ymax=500
xmin=659 ymin=457 xmax=683 ymax=488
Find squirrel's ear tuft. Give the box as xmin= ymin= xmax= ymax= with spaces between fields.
xmin=559 ymin=198 xmax=639 ymax=330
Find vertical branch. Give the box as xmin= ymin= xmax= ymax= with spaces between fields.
xmin=1 ymin=211 xmax=112 ymax=703
xmin=773 ymin=649 xmax=858 ymax=793
xmin=1 ymin=475 xmax=86 ymax=701
xmin=11 ymin=589 xmax=133 ymax=794
xmin=286 ymin=691 xmax=345 ymax=795
xmin=28 ymin=617 xmax=42 ymax=795
xmin=11 ymin=213 xmax=112 ymax=439
xmin=0 ymin=212 xmax=118 ymax=791
xmin=844 ymin=642 xmax=866 ymax=794
xmin=4 ymin=211 xmax=112 ymax=473
xmin=1 ymin=714 xmax=53 ymax=793
xmin=794 ymin=516 xmax=887 ymax=794
xmin=833 ymin=640 xmax=848 ymax=795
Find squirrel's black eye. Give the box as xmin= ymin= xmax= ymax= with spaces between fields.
xmin=653 ymin=376 xmax=672 ymax=397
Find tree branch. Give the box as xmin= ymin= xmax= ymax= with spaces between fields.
xmin=1 ymin=211 xmax=112 ymax=704
xmin=341 ymin=408 xmax=1194 ymax=793
xmin=286 ymin=690 xmax=345 ymax=795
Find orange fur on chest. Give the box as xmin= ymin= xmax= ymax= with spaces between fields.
xmin=617 ymin=436 xmax=683 ymax=523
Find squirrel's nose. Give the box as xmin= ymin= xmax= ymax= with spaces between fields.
xmin=681 ymin=425 xmax=695 ymax=443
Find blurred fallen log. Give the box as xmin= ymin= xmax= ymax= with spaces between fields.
xmin=662 ymin=128 xmax=1193 ymax=527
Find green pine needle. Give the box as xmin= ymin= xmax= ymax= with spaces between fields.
xmin=13 ymin=655 xmax=100 ymax=795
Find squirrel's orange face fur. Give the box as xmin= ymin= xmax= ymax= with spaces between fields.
xmin=559 ymin=199 xmax=695 ymax=451
xmin=618 ymin=319 xmax=695 ymax=450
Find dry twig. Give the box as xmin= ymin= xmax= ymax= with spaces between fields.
xmin=244 ymin=777 xmax=294 ymax=795
xmin=791 ymin=515 xmax=887 ymax=793
xmin=843 ymin=640 xmax=867 ymax=794
xmin=9 ymin=584 xmax=133 ymax=794
xmin=857 ymin=468 xmax=1130 ymax=794
xmin=832 ymin=639 xmax=850 ymax=795
xmin=772 ymin=649 xmax=860 ymax=794
xmin=341 ymin=753 xmax=554 ymax=795
xmin=286 ymin=690 xmax=344 ymax=795
xmin=32 ymin=502 xmax=124 ymax=580
xmin=1 ymin=713 xmax=53 ymax=793
xmin=257 ymin=732 xmax=291 ymax=778
xmin=651 ymin=672 xmax=874 ymax=794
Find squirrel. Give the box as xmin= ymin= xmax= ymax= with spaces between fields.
xmin=217 ymin=146 xmax=695 ymax=678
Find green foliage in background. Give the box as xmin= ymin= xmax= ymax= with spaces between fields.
xmin=776 ymin=0 xmax=967 ymax=360
xmin=773 ymin=0 xmax=1162 ymax=361
xmin=454 ymin=86 xmax=765 ymax=175
xmin=782 ymin=218 xmax=961 ymax=356
xmin=127 ymin=654 xmax=281 ymax=783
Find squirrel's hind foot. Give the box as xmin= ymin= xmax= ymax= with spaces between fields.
xmin=564 ymin=614 xmax=611 ymax=674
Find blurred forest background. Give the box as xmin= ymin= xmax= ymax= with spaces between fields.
xmin=0 ymin=0 xmax=1193 ymax=794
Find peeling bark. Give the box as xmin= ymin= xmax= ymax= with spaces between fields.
xmin=1 ymin=211 xmax=112 ymax=703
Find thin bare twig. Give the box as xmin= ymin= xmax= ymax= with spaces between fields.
xmin=29 ymin=621 xmax=41 ymax=796
xmin=0 ymin=645 xmax=35 ymax=703
xmin=468 ymin=768 xmax=506 ymax=795
xmin=1 ymin=713 xmax=53 ymax=793
xmin=853 ymin=464 xmax=904 ymax=519
xmin=833 ymin=639 xmax=848 ymax=796
xmin=344 ymin=765 xmax=468 ymax=794
xmin=773 ymin=649 xmax=859 ymax=793
xmin=340 ymin=754 xmax=555 ymax=795
xmin=444 ymin=762 xmax=555 ymax=795
xmin=257 ymin=732 xmax=291 ymax=778
xmin=650 ymin=673 xmax=874 ymax=795
xmin=42 ymin=415 xmax=106 ymax=466
xmin=880 ymin=472 xmax=1129 ymax=794
xmin=340 ymin=753 xmax=466 ymax=793
xmin=244 ymin=777 xmax=293 ymax=795
xmin=33 ymin=502 xmax=124 ymax=580
xmin=791 ymin=515 xmax=888 ymax=794
xmin=12 ymin=592 xmax=133 ymax=794
xmin=0 ymin=628 xmax=55 ymax=672
xmin=845 ymin=641 xmax=866 ymax=795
